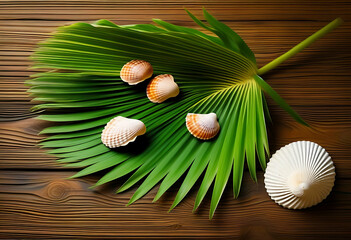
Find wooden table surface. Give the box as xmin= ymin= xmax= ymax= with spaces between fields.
xmin=1 ymin=0 xmax=351 ymax=239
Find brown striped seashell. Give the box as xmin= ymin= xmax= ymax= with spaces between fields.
xmin=146 ymin=74 xmax=179 ymax=103
xmin=186 ymin=113 xmax=220 ymax=140
xmin=120 ymin=59 xmax=153 ymax=85
xmin=101 ymin=116 xmax=146 ymax=148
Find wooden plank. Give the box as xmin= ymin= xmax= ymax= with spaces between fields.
xmin=0 ymin=0 xmax=350 ymax=21
xmin=1 ymin=0 xmax=351 ymax=238
xmin=0 ymin=171 xmax=350 ymax=239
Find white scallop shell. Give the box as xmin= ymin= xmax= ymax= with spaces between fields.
xmin=264 ymin=141 xmax=335 ymax=209
xmin=120 ymin=59 xmax=153 ymax=85
xmin=186 ymin=113 xmax=220 ymax=140
xmin=101 ymin=116 xmax=146 ymax=148
xmin=146 ymin=74 xmax=179 ymax=103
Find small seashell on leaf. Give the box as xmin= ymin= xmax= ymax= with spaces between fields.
xmin=101 ymin=116 xmax=146 ymax=148
xmin=120 ymin=59 xmax=153 ymax=85
xmin=147 ymin=74 xmax=179 ymax=103
xmin=264 ymin=141 xmax=335 ymax=209
xmin=186 ymin=113 xmax=220 ymax=140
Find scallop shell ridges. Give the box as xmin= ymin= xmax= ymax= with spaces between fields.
xmin=120 ymin=60 xmax=153 ymax=85
xmin=101 ymin=116 xmax=146 ymax=148
xmin=147 ymin=74 xmax=179 ymax=103
xmin=186 ymin=113 xmax=220 ymax=140
xmin=264 ymin=141 xmax=335 ymax=209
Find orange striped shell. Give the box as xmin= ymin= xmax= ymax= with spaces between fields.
xmin=120 ymin=60 xmax=153 ymax=85
xmin=101 ymin=116 xmax=146 ymax=148
xmin=186 ymin=113 xmax=220 ymax=140
xmin=146 ymin=74 xmax=179 ymax=103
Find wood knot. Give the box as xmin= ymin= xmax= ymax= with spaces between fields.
xmin=169 ymin=224 xmax=182 ymax=230
xmin=46 ymin=180 xmax=70 ymax=201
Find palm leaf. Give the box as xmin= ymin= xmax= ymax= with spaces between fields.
xmin=28 ymin=9 xmax=342 ymax=219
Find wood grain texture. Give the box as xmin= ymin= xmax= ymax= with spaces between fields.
xmin=1 ymin=0 xmax=351 ymax=239
xmin=0 ymin=171 xmax=350 ymax=239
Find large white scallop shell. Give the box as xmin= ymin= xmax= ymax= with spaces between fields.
xmin=101 ymin=116 xmax=146 ymax=148
xmin=264 ymin=141 xmax=335 ymax=209
xmin=146 ymin=74 xmax=179 ymax=103
xmin=186 ymin=113 xmax=220 ymax=140
xmin=120 ymin=60 xmax=153 ymax=85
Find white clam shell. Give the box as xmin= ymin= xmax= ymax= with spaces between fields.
xmin=264 ymin=141 xmax=335 ymax=209
xmin=101 ymin=116 xmax=146 ymax=148
xmin=186 ymin=113 xmax=220 ymax=140
xmin=146 ymin=74 xmax=179 ymax=103
xmin=120 ymin=59 xmax=153 ymax=85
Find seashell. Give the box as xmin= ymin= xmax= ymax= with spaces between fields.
xmin=120 ymin=60 xmax=153 ymax=85
xmin=146 ymin=74 xmax=179 ymax=103
xmin=101 ymin=116 xmax=146 ymax=148
xmin=186 ymin=113 xmax=220 ymax=140
xmin=264 ymin=141 xmax=335 ymax=209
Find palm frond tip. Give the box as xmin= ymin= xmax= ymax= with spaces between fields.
xmin=28 ymin=9 xmax=338 ymax=219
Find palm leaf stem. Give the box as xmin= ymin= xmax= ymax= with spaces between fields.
xmin=257 ymin=18 xmax=343 ymax=75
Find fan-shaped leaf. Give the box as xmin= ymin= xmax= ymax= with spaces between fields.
xmin=27 ymin=9 xmax=321 ymax=218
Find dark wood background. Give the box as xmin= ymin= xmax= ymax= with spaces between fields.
xmin=1 ymin=0 xmax=351 ymax=239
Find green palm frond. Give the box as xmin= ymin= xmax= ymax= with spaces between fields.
xmin=28 ymin=9 xmax=342 ymax=218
